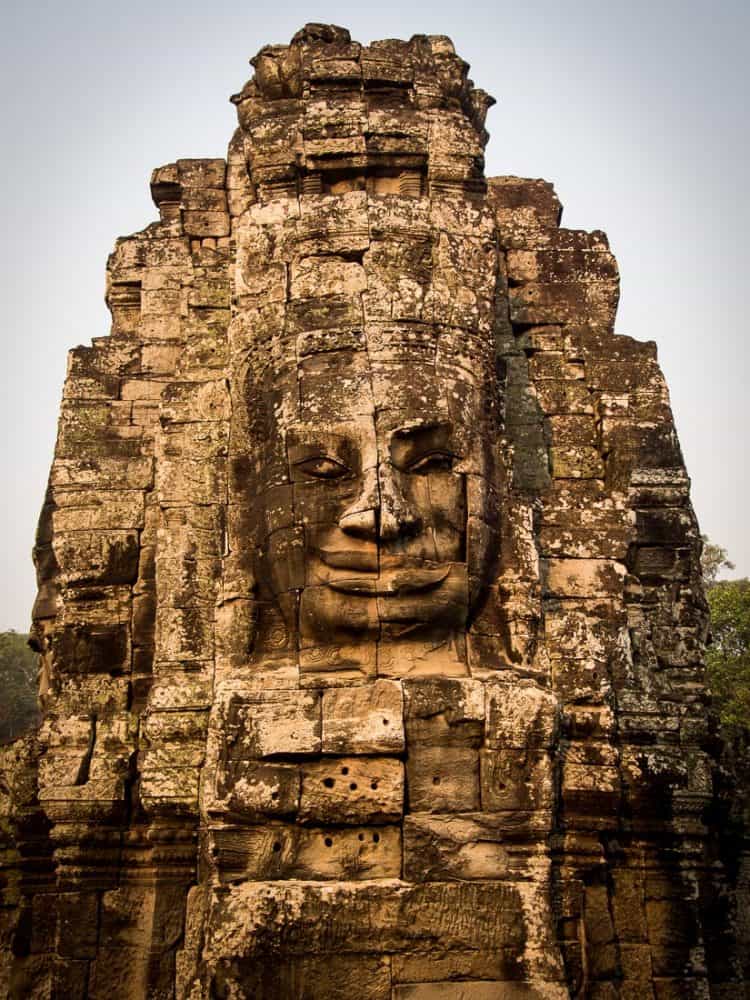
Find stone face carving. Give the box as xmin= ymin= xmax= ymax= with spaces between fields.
xmin=236 ymin=199 xmax=500 ymax=682
xmin=1 ymin=22 xmax=749 ymax=1000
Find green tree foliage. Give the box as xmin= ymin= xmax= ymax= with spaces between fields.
xmin=0 ymin=631 xmax=40 ymax=743
xmin=701 ymin=534 xmax=735 ymax=585
xmin=705 ymin=579 xmax=750 ymax=732
xmin=701 ymin=536 xmax=750 ymax=733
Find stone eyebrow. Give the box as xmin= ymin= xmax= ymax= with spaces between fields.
xmin=389 ymin=420 xmax=454 ymax=465
xmin=390 ymin=419 xmax=452 ymax=440
xmin=286 ymin=429 xmax=360 ymax=473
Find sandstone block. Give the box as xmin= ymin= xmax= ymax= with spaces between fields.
xmin=56 ymin=892 xmax=99 ymax=958
xmin=406 ymin=745 xmax=480 ymax=813
xmin=488 ymin=176 xmax=562 ymax=231
xmin=509 ymin=281 xmax=618 ymax=330
xmin=177 ymin=158 xmax=227 ymax=188
xmin=205 ymin=880 xmax=527 ymax=958
xmin=209 ymin=822 xmax=401 ymax=881
xmin=321 ymin=680 xmax=404 ymax=754
xmin=142 ymin=709 xmax=209 ymax=742
xmin=148 ymin=674 xmax=213 ymax=711
xmin=228 ymin=954 xmax=392 ymax=1000
xmin=219 ymin=761 xmax=301 ymax=819
xmin=550 ymin=445 xmax=605 ymax=479
xmin=545 ymin=558 xmax=626 ymax=598
xmin=538 ymin=525 xmax=631 ymax=560
xmin=140 ymin=766 xmax=200 ymax=813
xmin=529 ymin=352 xmax=585 ymax=381
xmin=631 ymin=546 xmax=691 ymax=581
xmin=299 ymin=757 xmax=404 ymax=824
xmin=532 ymin=377 xmax=597 ymax=415
xmin=393 ymin=984 xmax=568 ymax=999
xmin=181 ymin=188 xmax=228 ymax=213
xmin=50 ymin=622 xmax=131 ymax=676
xmin=183 ymin=210 xmax=230 ymax=237
xmin=226 ymin=691 xmax=322 ymax=758
xmin=480 ymin=749 xmax=555 ymax=812
xmin=560 ymin=762 xmax=620 ymax=820
xmin=391 ymin=950 xmax=524 ymax=985
xmin=403 ymin=814 xmax=516 ymax=882
xmin=88 ymin=947 xmax=175 ymax=1000
xmin=484 ymin=682 xmax=558 ymax=749
xmin=404 ymin=676 xmax=485 ymax=727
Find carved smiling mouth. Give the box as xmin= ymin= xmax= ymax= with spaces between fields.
xmin=318 ymin=548 xmax=451 ymax=596
xmin=317 ymin=547 xmax=378 ymax=573
xmin=326 ymin=567 xmax=451 ymax=596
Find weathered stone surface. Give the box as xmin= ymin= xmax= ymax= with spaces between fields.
xmin=321 ymin=680 xmax=404 ymax=754
xmin=2 ymin=22 xmax=747 ymax=1000
xmin=299 ymin=756 xmax=404 ymax=824
xmin=393 ymin=985 xmax=568 ymax=999
xmin=484 ymin=681 xmax=558 ymax=749
xmin=480 ymin=748 xmax=555 ymax=812
xmin=224 ymin=691 xmax=322 ymax=758
xmin=402 ymin=812 xmax=551 ymax=882
xmin=208 ymin=822 xmax=402 ymax=882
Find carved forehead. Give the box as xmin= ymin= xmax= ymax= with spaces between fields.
xmin=248 ymin=339 xmax=489 ymax=432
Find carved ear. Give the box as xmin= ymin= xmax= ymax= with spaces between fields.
xmin=215 ymin=550 xmax=258 ymax=668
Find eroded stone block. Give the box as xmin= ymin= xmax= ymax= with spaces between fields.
xmin=226 ymin=692 xmax=322 ymax=758
xmin=322 ymin=680 xmax=404 ymax=754
xmin=407 ymin=745 xmax=480 ymax=813
xmin=484 ymin=682 xmax=558 ymax=749
xmin=299 ymin=756 xmax=404 ymax=824
xmin=209 ymin=822 xmax=401 ymax=881
xmin=480 ymin=749 xmax=555 ymax=812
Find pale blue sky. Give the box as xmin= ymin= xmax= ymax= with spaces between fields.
xmin=1 ymin=0 xmax=747 ymax=629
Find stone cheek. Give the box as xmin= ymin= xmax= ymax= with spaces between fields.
xmin=1 ymin=22 xmax=745 ymax=1000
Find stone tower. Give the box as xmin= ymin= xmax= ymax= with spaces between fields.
xmin=1 ymin=23 xmax=748 ymax=999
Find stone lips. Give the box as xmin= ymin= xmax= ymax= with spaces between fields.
xmin=0 ymin=21 xmax=747 ymax=1000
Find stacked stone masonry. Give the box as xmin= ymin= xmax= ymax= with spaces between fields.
xmin=1 ymin=23 xmax=748 ymax=1000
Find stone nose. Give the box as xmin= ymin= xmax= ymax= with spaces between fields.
xmin=339 ymin=464 xmax=420 ymax=542
xmin=338 ymin=468 xmax=379 ymax=540
xmin=377 ymin=463 xmax=421 ymax=541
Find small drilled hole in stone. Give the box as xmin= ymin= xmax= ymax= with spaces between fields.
xmin=324 ymin=837 xmax=333 ymax=848
xmin=341 ymin=766 xmax=349 ymax=775
xmin=272 ymin=841 xmax=281 ymax=853
xmin=382 ymin=718 xmax=389 ymax=725
xmin=373 ymin=832 xmax=380 ymax=844
xmin=323 ymin=777 xmax=335 ymax=788
xmin=358 ymin=833 xmax=365 ymax=841
xmin=371 ymin=781 xmax=378 ymax=790
xmin=271 ymin=791 xmax=279 ymax=800
xmin=350 ymin=782 xmax=357 ymax=791
xmin=432 ymin=776 xmax=441 ymax=785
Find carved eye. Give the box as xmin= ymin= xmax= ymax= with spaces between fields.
xmin=294 ymin=456 xmax=350 ymax=480
xmin=407 ymin=451 xmax=455 ymax=474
